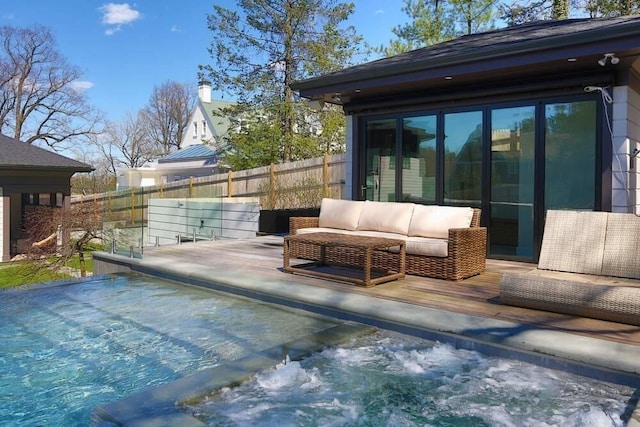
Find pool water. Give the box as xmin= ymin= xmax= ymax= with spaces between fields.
xmin=0 ymin=274 xmax=339 ymax=426
xmin=189 ymin=331 xmax=637 ymax=426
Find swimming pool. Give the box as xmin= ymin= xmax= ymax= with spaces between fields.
xmin=2 ymin=272 xmax=639 ymax=426
xmin=0 ymin=274 xmax=342 ymax=425
xmin=187 ymin=330 xmax=638 ymax=426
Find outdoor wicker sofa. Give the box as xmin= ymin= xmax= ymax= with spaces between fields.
xmin=288 ymin=198 xmax=487 ymax=281
xmin=500 ymin=210 xmax=640 ymax=326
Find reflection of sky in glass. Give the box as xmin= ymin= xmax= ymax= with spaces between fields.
xmin=404 ymin=116 xmax=436 ymax=142
xmin=492 ymin=107 xmax=534 ymax=131
xmin=445 ymin=111 xmax=482 ymax=153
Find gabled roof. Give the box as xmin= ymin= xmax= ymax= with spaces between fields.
xmin=292 ymin=15 xmax=640 ymax=106
xmin=200 ymin=99 xmax=236 ymax=138
xmin=158 ymin=144 xmax=218 ymax=164
xmin=0 ymin=134 xmax=93 ymax=172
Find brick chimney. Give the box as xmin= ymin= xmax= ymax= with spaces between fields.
xmin=198 ymin=81 xmax=211 ymax=103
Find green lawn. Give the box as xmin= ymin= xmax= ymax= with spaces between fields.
xmin=0 ymin=246 xmax=101 ymax=289
xmin=64 ymin=253 xmax=94 ymax=273
xmin=0 ymin=262 xmax=72 ymax=289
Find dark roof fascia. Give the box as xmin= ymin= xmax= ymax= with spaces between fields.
xmin=292 ymin=17 xmax=640 ymax=92
xmin=0 ymin=164 xmax=93 ymax=173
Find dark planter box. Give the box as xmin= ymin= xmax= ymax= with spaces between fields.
xmin=259 ymin=208 xmax=320 ymax=234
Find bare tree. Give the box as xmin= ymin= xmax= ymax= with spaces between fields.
xmin=0 ymin=24 xmax=102 ymax=149
xmin=69 ymin=145 xmax=117 ymax=195
xmin=101 ymin=111 xmax=158 ymax=170
xmin=23 ymin=199 xmax=102 ymax=278
xmin=141 ymin=80 xmax=196 ymax=154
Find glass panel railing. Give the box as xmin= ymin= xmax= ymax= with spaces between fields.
xmin=96 ymin=155 xmax=346 ymax=256
xmin=102 ymin=177 xmax=226 ymax=257
xmin=101 ymin=187 xmax=145 ymax=258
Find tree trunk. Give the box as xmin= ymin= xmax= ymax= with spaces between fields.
xmin=78 ymin=250 xmax=87 ymax=278
xmin=282 ymin=2 xmax=295 ymax=163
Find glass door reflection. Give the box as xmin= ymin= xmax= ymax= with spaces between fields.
xmin=490 ymin=106 xmax=535 ymax=258
xmin=363 ymin=119 xmax=397 ymax=201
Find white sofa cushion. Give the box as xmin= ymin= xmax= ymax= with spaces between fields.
xmin=296 ymin=227 xmax=355 ymax=236
xmin=408 ymin=205 xmax=474 ymax=239
xmin=349 ymin=229 xmax=407 ymax=242
xmin=357 ymin=201 xmax=415 ymax=235
xmin=318 ymin=198 xmax=364 ymax=231
xmin=295 ymin=228 xmax=448 ymax=257
xmin=405 ymin=236 xmax=448 ymax=257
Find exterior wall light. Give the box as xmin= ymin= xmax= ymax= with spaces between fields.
xmin=598 ymin=53 xmax=619 ymax=66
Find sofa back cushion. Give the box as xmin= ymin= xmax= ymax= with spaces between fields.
xmin=600 ymin=212 xmax=640 ymax=279
xmin=537 ymin=210 xmax=607 ymax=275
xmin=318 ymin=198 xmax=364 ymax=231
xmin=408 ymin=205 xmax=474 ymax=239
xmin=357 ymin=201 xmax=415 ymax=235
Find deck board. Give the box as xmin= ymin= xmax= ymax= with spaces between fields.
xmin=142 ymin=236 xmax=640 ymax=347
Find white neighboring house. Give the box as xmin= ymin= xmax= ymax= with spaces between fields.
xmin=117 ymin=82 xmax=235 ymax=189
xmin=182 ymin=81 xmax=236 ymax=149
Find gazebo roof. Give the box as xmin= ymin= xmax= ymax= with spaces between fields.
xmin=0 ymin=134 xmax=93 ymax=172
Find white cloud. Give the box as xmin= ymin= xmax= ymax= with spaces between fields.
xmin=70 ymin=80 xmax=94 ymax=93
xmin=375 ymin=9 xmax=384 ymax=15
xmin=99 ymin=3 xmax=141 ymax=35
xmin=170 ymin=25 xmax=181 ymax=33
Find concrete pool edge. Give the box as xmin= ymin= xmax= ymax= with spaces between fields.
xmin=93 ymin=251 xmax=640 ymax=426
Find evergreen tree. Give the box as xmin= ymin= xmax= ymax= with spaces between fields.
xmin=377 ymin=0 xmax=496 ymax=57
xmin=200 ymin=0 xmax=363 ymax=168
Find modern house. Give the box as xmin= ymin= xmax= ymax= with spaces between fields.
xmin=292 ymin=15 xmax=640 ymax=262
xmin=116 ymin=82 xmax=234 ymax=189
xmin=0 ymin=134 xmax=93 ymax=261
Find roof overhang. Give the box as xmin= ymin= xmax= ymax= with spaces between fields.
xmin=292 ymin=17 xmax=640 ymax=110
xmin=0 ymin=165 xmax=93 ymax=173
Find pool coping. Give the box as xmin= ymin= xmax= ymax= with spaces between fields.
xmin=93 ymin=251 xmax=640 ymax=426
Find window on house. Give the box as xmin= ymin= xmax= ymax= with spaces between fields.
xmin=23 ymin=193 xmax=40 ymax=205
xmin=202 ymin=121 xmax=206 ymax=137
xmin=39 ymin=193 xmax=51 ymax=206
xmin=193 ymin=122 xmax=198 ymax=137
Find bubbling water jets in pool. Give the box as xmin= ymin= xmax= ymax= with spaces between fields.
xmin=190 ymin=331 xmax=633 ymax=427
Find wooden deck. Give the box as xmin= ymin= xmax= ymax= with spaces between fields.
xmin=142 ymin=235 xmax=640 ymax=348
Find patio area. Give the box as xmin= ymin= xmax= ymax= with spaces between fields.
xmin=118 ymin=235 xmax=640 ymax=350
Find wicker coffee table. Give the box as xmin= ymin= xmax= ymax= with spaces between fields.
xmin=283 ymin=232 xmax=406 ymax=287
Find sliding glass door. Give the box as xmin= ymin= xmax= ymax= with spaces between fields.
xmin=489 ymin=106 xmax=536 ymax=258
xmin=402 ymin=115 xmax=437 ymax=203
xmin=444 ymin=111 xmax=483 ymax=206
xmin=359 ymin=97 xmax=601 ymax=261
xmin=544 ymin=101 xmax=597 ymax=211
xmin=362 ymin=119 xmax=396 ymax=201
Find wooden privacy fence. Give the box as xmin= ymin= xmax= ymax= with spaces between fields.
xmin=72 ymin=153 xmax=346 ymax=226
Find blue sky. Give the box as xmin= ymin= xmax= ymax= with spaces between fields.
xmin=1 ymin=1 xmax=407 ymax=123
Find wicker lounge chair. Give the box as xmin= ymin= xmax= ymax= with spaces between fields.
xmin=500 ymin=210 xmax=640 ymax=326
